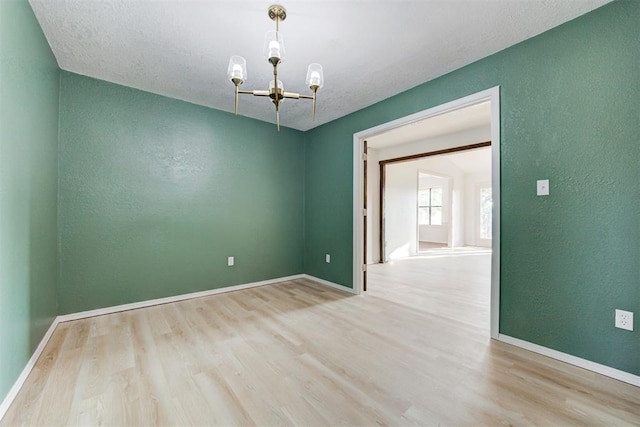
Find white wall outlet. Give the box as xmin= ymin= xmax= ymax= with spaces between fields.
xmin=615 ymin=309 xmax=633 ymax=331
xmin=536 ymin=179 xmax=549 ymax=196
xmin=325 ymin=254 xmax=330 ymax=263
xmin=227 ymin=256 xmax=234 ymax=267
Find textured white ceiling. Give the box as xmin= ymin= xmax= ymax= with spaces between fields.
xmin=29 ymin=0 xmax=612 ymax=131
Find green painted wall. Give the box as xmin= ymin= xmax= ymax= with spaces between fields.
xmin=58 ymin=72 xmax=305 ymax=314
xmin=0 ymin=0 xmax=60 ymax=402
xmin=304 ymin=0 xmax=639 ymax=375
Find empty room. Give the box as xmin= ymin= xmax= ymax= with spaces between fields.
xmin=1 ymin=0 xmax=638 ymax=425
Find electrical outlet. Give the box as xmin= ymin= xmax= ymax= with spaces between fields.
xmin=325 ymin=254 xmax=330 ymax=263
xmin=227 ymin=256 xmax=234 ymax=267
xmin=615 ymin=309 xmax=633 ymax=331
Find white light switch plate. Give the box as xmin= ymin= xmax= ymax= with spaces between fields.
xmin=537 ymin=179 xmax=549 ymax=196
xmin=325 ymin=254 xmax=330 ymax=263
xmin=227 ymin=256 xmax=234 ymax=266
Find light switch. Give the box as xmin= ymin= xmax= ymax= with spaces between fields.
xmin=537 ymin=179 xmax=549 ymax=196
xmin=227 ymin=256 xmax=234 ymax=266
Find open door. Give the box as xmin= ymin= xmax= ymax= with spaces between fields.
xmin=363 ymin=140 xmax=368 ymax=291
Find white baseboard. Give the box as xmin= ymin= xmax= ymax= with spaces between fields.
xmin=302 ymin=274 xmax=358 ymax=294
xmin=498 ymin=334 xmax=640 ymax=387
xmin=0 ymin=317 xmax=59 ymax=422
xmin=57 ymin=274 xmax=305 ymax=323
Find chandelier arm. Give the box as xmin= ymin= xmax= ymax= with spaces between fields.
xmin=311 ymin=86 xmax=318 ymax=121
xmin=283 ymin=92 xmax=300 ymax=99
xmin=250 ymin=90 xmax=270 ymax=96
xmin=312 ymin=92 xmax=316 ymax=121
xmin=298 ymin=94 xmax=314 ymax=100
xmin=273 ymin=64 xmax=279 ymax=104
xmin=234 ymin=85 xmax=239 ymax=115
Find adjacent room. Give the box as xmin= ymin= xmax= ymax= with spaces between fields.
xmin=1 ymin=0 xmax=638 ymax=424
xmin=364 ymin=102 xmax=495 ymax=338
xmin=365 ymin=101 xmax=493 ymax=262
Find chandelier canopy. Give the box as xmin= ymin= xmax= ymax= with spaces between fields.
xmin=227 ymin=4 xmax=324 ymax=130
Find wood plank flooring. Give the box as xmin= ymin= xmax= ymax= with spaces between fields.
xmin=2 ymin=253 xmax=639 ymax=425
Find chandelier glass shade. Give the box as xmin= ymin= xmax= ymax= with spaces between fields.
xmin=227 ymin=4 xmax=323 ymax=130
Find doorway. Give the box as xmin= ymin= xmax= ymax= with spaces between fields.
xmin=352 ymin=87 xmax=500 ymax=339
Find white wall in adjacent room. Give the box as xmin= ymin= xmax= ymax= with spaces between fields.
xmin=464 ymin=171 xmax=492 ymax=247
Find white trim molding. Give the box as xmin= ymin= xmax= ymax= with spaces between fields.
xmin=57 ymin=274 xmax=306 ymax=323
xmin=303 ymin=274 xmax=358 ymax=294
xmin=353 ymin=86 xmax=501 ymax=339
xmin=498 ymin=334 xmax=640 ymax=387
xmin=0 ymin=318 xmax=59 ymax=421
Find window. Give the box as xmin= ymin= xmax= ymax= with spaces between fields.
xmin=480 ymin=187 xmax=492 ymax=240
xmin=418 ymin=187 xmax=442 ymax=225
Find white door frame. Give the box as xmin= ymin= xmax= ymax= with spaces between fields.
xmin=352 ymin=86 xmax=501 ymax=339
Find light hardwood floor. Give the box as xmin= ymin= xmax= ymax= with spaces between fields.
xmin=2 ymin=253 xmax=639 ymax=425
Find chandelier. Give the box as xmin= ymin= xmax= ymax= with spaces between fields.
xmin=227 ymin=4 xmax=324 ymax=130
